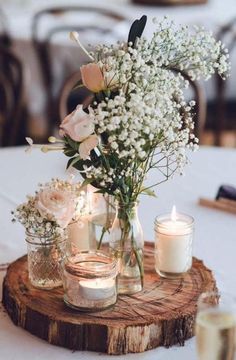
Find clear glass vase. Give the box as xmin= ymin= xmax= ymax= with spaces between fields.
xmin=109 ymin=202 xmax=144 ymax=294
xmin=26 ymin=231 xmax=67 ymax=289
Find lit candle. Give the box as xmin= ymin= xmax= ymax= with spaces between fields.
xmin=79 ymin=278 xmax=116 ymax=300
xmin=68 ymin=188 xmax=95 ymax=252
xmin=154 ymin=206 xmax=194 ymax=278
xmin=63 ymin=252 xmax=118 ymax=311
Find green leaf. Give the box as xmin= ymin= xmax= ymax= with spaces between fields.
xmin=94 ymin=189 xmax=108 ymax=194
xmin=73 ymin=159 xmax=91 ymax=171
xmin=80 ymin=178 xmax=94 ymax=190
xmin=65 ymin=136 xmax=79 ymax=151
xmin=141 ymin=188 xmax=157 ymax=197
xmin=64 ymin=148 xmax=77 ymax=157
xmin=66 ymin=156 xmax=80 ymax=169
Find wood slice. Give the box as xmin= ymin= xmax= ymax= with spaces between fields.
xmin=2 ymin=242 xmax=217 ymax=355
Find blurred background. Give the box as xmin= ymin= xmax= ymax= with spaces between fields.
xmin=0 ymin=0 xmax=235 ymax=148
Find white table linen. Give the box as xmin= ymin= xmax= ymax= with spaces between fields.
xmin=0 ymin=145 xmax=236 ymax=359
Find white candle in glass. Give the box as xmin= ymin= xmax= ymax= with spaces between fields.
xmin=68 ymin=188 xmax=95 ymax=251
xmin=79 ymin=278 xmax=116 ymax=300
xmin=63 ymin=252 xmax=118 ymax=311
xmin=155 ymin=206 xmax=194 ymax=277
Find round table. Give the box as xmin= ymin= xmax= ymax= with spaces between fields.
xmin=0 ymin=145 xmax=236 ymax=360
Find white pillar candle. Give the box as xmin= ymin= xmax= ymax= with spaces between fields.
xmin=68 ymin=217 xmax=95 ymax=251
xmin=67 ymin=188 xmax=96 ymax=252
xmin=155 ymin=206 xmax=194 ymax=278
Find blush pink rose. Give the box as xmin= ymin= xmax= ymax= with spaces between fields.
xmin=36 ymin=188 xmax=76 ymax=228
xmin=79 ymin=134 xmax=99 ymax=160
xmin=60 ymin=105 xmax=94 ymax=142
xmin=80 ymin=63 xmax=105 ymax=93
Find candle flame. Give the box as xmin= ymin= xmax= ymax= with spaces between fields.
xmin=171 ymin=205 xmax=177 ymax=222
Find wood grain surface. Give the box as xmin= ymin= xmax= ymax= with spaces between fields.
xmin=2 ymin=242 xmax=217 ymax=354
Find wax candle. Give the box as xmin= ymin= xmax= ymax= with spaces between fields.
xmin=79 ymin=278 xmax=115 ymax=300
xmin=67 ymin=188 xmax=96 ymax=252
xmin=68 ymin=217 xmax=95 ymax=252
xmin=63 ymin=251 xmax=118 ymax=311
xmin=154 ymin=206 xmax=194 ymax=278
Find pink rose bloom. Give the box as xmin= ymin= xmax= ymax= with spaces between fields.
xmin=60 ymin=105 xmax=94 ymax=142
xmin=80 ymin=63 xmax=105 ymax=93
xmin=79 ymin=134 xmax=99 ymax=160
xmin=36 ymin=188 xmax=76 ymax=228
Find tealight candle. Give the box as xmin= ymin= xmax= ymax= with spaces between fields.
xmin=154 ymin=206 xmax=194 ymax=278
xmin=63 ymin=251 xmax=118 ymax=311
xmin=79 ymin=278 xmax=115 ymax=300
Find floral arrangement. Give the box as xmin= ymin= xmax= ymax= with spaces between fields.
xmin=12 ymin=178 xmax=84 ymax=238
xmin=28 ymin=16 xmax=229 ymax=292
xmin=33 ymin=17 xmax=230 ymax=204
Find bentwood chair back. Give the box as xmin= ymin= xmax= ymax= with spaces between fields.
xmin=32 ymin=6 xmax=127 ymax=138
xmin=58 ymin=71 xmax=93 ymax=122
xmin=215 ymin=18 xmax=236 ymax=146
xmin=0 ymin=8 xmax=12 ymax=48
xmin=0 ymin=47 xmax=27 ymax=146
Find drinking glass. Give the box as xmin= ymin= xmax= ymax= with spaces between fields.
xmin=196 ymin=291 xmax=236 ymax=360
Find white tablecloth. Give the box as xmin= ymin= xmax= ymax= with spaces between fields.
xmin=0 ymin=145 xmax=236 ymax=359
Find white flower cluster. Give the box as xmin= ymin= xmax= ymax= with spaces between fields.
xmin=84 ymin=18 xmax=230 ymax=195
xmin=62 ymin=17 xmax=229 ymax=202
xmin=12 ymin=195 xmax=63 ymax=238
xmin=12 ymin=178 xmax=84 ymax=237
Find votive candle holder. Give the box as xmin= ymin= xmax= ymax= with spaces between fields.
xmin=63 ymin=251 xmax=118 ymax=311
xmin=154 ymin=209 xmax=194 ymax=278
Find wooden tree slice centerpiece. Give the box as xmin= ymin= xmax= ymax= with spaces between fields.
xmin=2 ymin=242 xmax=217 ymax=355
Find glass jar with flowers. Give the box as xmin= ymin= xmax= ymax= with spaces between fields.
xmin=12 ymin=179 xmax=77 ymax=289
xmin=29 ymin=16 xmax=229 ymax=293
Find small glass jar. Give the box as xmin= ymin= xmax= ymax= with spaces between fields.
xmin=63 ymin=251 xmax=118 ymax=311
xmin=26 ymin=231 xmax=67 ymax=289
xmin=154 ymin=212 xmax=194 ymax=278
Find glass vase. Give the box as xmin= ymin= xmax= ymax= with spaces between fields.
xmin=109 ymin=202 xmax=144 ymax=294
xmin=25 ymin=231 xmax=67 ymax=289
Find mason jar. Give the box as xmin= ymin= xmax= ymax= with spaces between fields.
xmin=63 ymin=251 xmax=118 ymax=311
xmin=26 ymin=231 xmax=67 ymax=289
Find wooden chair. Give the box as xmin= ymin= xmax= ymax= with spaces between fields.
xmin=58 ymin=71 xmax=93 ymax=121
xmin=32 ymin=6 xmax=127 ymax=139
xmin=0 ymin=8 xmax=12 ymax=48
xmin=0 ymin=47 xmax=27 ymax=146
xmin=215 ymin=18 xmax=236 ymax=146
